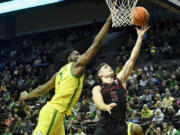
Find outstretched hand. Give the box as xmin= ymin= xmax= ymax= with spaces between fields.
xmin=20 ymin=91 xmax=28 ymax=101
xmin=110 ymin=2 xmax=117 ymax=20
xmin=136 ymin=25 xmax=150 ymax=38
xmin=103 ymin=103 xmax=117 ymax=114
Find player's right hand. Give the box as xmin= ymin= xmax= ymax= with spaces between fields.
xmin=136 ymin=25 xmax=150 ymax=38
xmin=103 ymin=103 xmax=117 ymax=114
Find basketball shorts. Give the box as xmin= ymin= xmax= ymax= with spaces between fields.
xmin=94 ymin=118 xmax=127 ymax=135
xmin=32 ymin=103 xmax=65 ymax=135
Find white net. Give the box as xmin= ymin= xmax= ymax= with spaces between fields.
xmin=105 ymin=0 xmax=138 ymax=27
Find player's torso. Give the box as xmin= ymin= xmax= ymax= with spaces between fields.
xmin=49 ymin=62 xmax=84 ymax=115
xmin=100 ymin=78 xmax=127 ymax=119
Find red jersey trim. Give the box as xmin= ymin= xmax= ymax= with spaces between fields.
xmin=116 ymin=78 xmax=126 ymax=91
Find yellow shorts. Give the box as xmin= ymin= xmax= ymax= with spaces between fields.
xmin=32 ymin=103 xmax=65 ymax=135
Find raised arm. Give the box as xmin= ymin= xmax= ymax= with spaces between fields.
xmin=72 ymin=15 xmax=112 ymax=76
xmin=20 ymin=72 xmax=57 ymax=101
xmin=92 ymin=85 xmax=116 ymax=114
xmin=117 ymin=26 xmax=149 ymax=83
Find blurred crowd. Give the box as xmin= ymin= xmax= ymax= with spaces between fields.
xmin=0 ymin=8 xmax=180 ymax=135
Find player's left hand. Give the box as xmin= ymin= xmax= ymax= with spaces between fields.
xmin=136 ymin=25 xmax=150 ymax=38
xmin=20 ymin=91 xmax=28 ymax=101
xmin=103 ymin=103 xmax=117 ymax=114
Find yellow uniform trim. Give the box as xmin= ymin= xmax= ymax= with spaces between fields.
xmin=47 ymin=110 xmax=58 ymax=135
xmin=49 ymin=62 xmax=84 ymax=115
xmin=128 ymin=122 xmax=133 ymax=135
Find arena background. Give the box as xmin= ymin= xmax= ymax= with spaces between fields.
xmin=0 ymin=0 xmax=180 ymax=135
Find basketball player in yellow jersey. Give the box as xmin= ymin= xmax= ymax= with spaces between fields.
xmin=19 ymin=14 xmax=112 ymax=135
xmin=127 ymin=122 xmax=143 ymax=135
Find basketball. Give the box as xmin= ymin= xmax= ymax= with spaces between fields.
xmin=133 ymin=6 xmax=149 ymax=26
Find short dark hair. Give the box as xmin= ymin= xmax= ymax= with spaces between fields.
xmin=63 ymin=49 xmax=76 ymax=63
xmin=96 ymin=63 xmax=108 ymax=76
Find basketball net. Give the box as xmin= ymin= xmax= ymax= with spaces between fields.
xmin=105 ymin=0 xmax=138 ymax=27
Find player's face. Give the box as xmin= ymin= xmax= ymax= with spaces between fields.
xmin=70 ymin=51 xmax=80 ymax=62
xmin=98 ymin=64 xmax=114 ymax=78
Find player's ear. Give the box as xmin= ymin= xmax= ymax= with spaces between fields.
xmin=98 ymin=71 xmax=102 ymax=78
xmin=68 ymin=55 xmax=73 ymax=62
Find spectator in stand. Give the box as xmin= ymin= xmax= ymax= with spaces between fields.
xmin=149 ymin=42 xmax=157 ymax=62
xmin=154 ymin=101 xmax=163 ymax=113
xmin=162 ymin=91 xmax=174 ymax=108
xmin=3 ymin=91 xmax=11 ymax=104
xmin=152 ymin=110 xmax=164 ymax=125
xmin=128 ymin=110 xmax=139 ymax=123
xmin=23 ymin=132 xmax=28 ymax=135
xmin=34 ymin=56 xmax=42 ymax=65
xmin=73 ymin=113 xmax=83 ymax=125
xmin=130 ymin=94 xmax=140 ymax=106
xmin=171 ymin=85 xmax=180 ymax=99
xmin=172 ymin=100 xmax=179 ymax=113
xmin=79 ymin=100 xmax=89 ymax=113
xmin=145 ymin=122 xmax=156 ymax=135
xmin=22 ymin=118 xmax=35 ymax=134
xmin=13 ymin=117 xmax=23 ymax=134
xmin=72 ymin=102 xmax=81 ymax=116
xmin=164 ymin=106 xmax=175 ymax=122
xmin=127 ymin=102 xmax=133 ymax=117
xmin=13 ymin=114 xmax=19 ymax=123
xmin=162 ymin=88 xmax=170 ymax=99
xmin=74 ymin=126 xmax=86 ymax=135
xmin=82 ymin=112 xmax=93 ymax=124
xmin=140 ymin=88 xmax=152 ymax=105
xmin=86 ymin=75 xmax=95 ymax=88
xmin=141 ymin=104 xmax=152 ymax=119
xmin=159 ymin=80 xmax=168 ymax=94
xmin=139 ymin=75 xmax=148 ymax=88
xmin=67 ymin=127 xmax=74 ymax=135
xmin=128 ymin=79 xmax=138 ymax=96
xmin=167 ymin=123 xmax=177 ymax=135
xmin=93 ymin=110 xmax=101 ymax=122
xmin=162 ymin=41 xmax=172 ymax=59
xmin=153 ymin=94 xmax=162 ymax=106
xmin=144 ymin=63 xmax=154 ymax=73
xmin=2 ymin=128 xmax=13 ymax=135
xmin=167 ymin=75 xmax=177 ymax=89
xmin=5 ymin=113 xmax=14 ymax=127
xmin=0 ymin=82 xmax=7 ymax=92
xmin=155 ymin=127 xmax=162 ymax=135
xmin=162 ymin=122 xmax=168 ymax=134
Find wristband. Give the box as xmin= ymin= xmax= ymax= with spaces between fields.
xmin=24 ymin=91 xmax=29 ymax=98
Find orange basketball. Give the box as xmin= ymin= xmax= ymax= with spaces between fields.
xmin=133 ymin=7 xmax=149 ymax=26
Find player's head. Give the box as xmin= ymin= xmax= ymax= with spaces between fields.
xmin=97 ymin=63 xmax=114 ymax=80
xmin=132 ymin=123 xmax=143 ymax=135
xmin=64 ymin=49 xmax=80 ymax=63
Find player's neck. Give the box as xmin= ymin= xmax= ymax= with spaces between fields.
xmin=102 ymin=77 xmax=114 ymax=84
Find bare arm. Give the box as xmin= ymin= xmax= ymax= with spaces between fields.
xmin=20 ymin=72 xmax=57 ymax=101
xmin=92 ymin=85 xmax=116 ymax=114
xmin=72 ymin=15 xmax=112 ymax=76
xmin=117 ymin=26 xmax=149 ymax=83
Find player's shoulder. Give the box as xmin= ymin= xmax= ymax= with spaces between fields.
xmin=92 ymin=85 xmax=101 ymax=91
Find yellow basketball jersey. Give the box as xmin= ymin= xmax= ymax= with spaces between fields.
xmin=49 ymin=62 xmax=84 ymax=116
xmin=128 ymin=122 xmax=133 ymax=135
